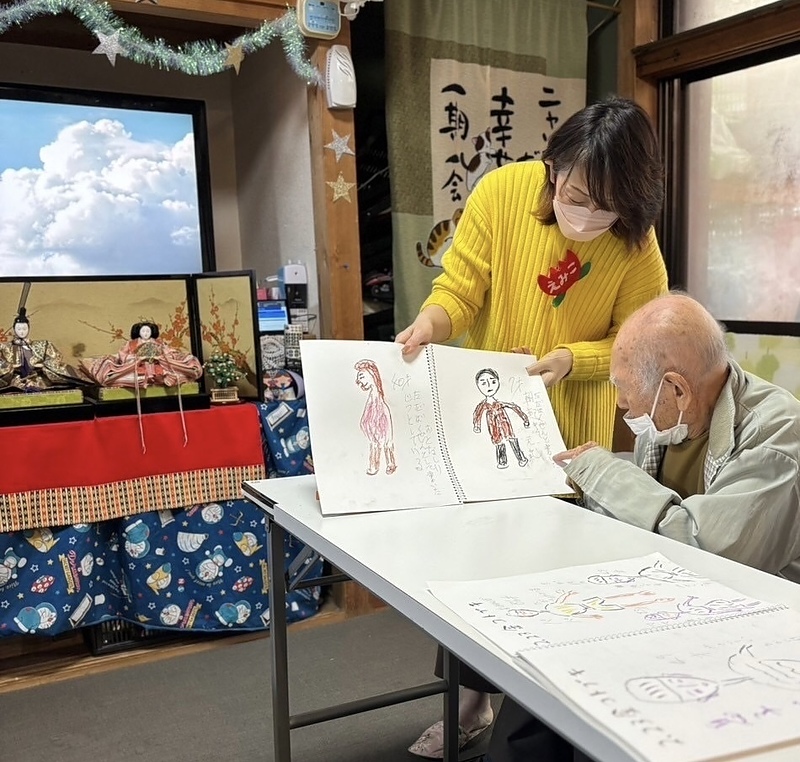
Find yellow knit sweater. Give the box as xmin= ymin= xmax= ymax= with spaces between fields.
xmin=422 ymin=161 xmax=668 ymax=450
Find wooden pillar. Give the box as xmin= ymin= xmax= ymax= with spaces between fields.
xmin=614 ymin=0 xmax=660 ymax=453
xmin=617 ymin=0 xmax=659 ymax=119
xmin=306 ymin=24 xmax=365 ymax=341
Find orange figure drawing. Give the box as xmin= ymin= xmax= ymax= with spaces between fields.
xmin=354 ymin=359 xmax=397 ymax=476
xmin=473 ymin=368 xmax=530 ymax=469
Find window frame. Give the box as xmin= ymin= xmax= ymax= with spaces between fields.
xmin=634 ymin=0 xmax=800 ymax=335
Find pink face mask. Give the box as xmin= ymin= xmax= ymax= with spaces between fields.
xmin=552 ymin=197 xmax=618 ymax=241
xmin=549 ymin=165 xmax=619 ymax=241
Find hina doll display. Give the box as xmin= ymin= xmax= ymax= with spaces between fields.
xmin=80 ymin=322 xmax=203 ymax=389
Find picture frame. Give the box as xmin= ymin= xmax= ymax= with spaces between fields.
xmin=191 ymin=270 xmax=263 ymax=400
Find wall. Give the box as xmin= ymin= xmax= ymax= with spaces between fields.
xmin=231 ymin=42 xmax=319 ymax=321
xmin=727 ymin=334 xmax=800 ymax=399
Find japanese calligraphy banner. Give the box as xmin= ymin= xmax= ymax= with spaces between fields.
xmin=385 ymin=0 xmax=587 ymax=331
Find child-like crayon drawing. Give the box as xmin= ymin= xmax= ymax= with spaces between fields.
xmin=506 ymin=590 xmax=672 ymax=620
xmin=472 ymin=367 xmax=530 ymax=469
xmin=588 ymin=558 xmax=703 ymax=586
xmin=626 ymin=643 xmax=800 ymax=704
xmin=354 ymin=359 xmax=397 ymax=476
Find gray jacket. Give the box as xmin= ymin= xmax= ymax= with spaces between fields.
xmin=564 ymin=361 xmax=800 ymax=580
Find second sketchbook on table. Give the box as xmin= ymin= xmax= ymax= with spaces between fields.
xmin=428 ymin=553 xmax=800 ymax=762
xmin=300 ymin=340 xmax=572 ymax=515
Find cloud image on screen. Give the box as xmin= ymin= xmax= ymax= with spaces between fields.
xmin=0 ymin=90 xmax=212 ymax=277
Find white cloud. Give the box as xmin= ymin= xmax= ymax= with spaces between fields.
xmin=0 ymin=120 xmax=204 ymax=276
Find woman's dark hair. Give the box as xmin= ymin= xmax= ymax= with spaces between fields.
xmin=130 ymin=321 xmax=160 ymax=340
xmin=536 ymin=96 xmax=664 ymax=250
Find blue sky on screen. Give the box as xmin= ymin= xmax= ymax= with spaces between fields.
xmin=0 ymin=98 xmax=204 ymax=276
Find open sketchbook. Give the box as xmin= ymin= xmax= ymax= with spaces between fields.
xmin=428 ymin=553 xmax=800 ymax=762
xmin=299 ymin=340 xmax=571 ymax=515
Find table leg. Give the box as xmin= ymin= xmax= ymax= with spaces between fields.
xmin=268 ymin=517 xmax=291 ymax=762
xmin=442 ymin=648 xmax=460 ymax=762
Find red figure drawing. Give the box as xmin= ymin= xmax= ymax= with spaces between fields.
xmin=354 ymin=359 xmax=397 ymax=476
xmin=473 ymin=367 xmax=530 ymax=469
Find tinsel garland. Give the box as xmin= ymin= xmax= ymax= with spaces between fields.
xmin=0 ymin=0 xmax=323 ymax=85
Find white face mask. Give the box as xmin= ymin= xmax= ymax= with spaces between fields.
xmin=623 ymin=376 xmax=689 ymax=446
xmin=552 ymin=197 xmax=618 ymax=242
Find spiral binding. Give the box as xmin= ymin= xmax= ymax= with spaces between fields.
xmin=426 ymin=347 xmax=466 ymax=503
xmin=521 ymin=603 xmax=790 ymax=653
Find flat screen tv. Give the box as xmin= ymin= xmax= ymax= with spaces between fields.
xmin=0 ymin=82 xmax=215 ymax=276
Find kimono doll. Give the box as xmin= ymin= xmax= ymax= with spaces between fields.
xmin=81 ymin=322 xmax=202 ymax=389
xmin=0 ymin=309 xmax=83 ymax=392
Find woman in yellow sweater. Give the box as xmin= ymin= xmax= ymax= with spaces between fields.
xmin=398 ymin=97 xmax=668 ymax=758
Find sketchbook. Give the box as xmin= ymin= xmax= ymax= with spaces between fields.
xmin=299 ymin=340 xmax=571 ymax=515
xmin=428 ymin=553 xmax=800 ymax=762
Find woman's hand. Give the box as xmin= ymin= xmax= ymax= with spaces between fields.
xmin=395 ymin=314 xmax=434 ymax=358
xmin=526 ymin=348 xmax=573 ymax=388
xmin=395 ymin=306 xmax=452 ymax=359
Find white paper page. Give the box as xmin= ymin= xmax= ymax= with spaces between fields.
xmin=515 ymin=608 xmax=800 ymax=762
xmin=427 ymin=553 xmax=782 ymax=658
xmin=429 ymin=344 xmax=571 ymax=501
xmin=300 ymin=340 xmax=459 ymax=515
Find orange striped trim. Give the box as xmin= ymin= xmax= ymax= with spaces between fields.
xmin=0 ymin=465 xmax=266 ymax=532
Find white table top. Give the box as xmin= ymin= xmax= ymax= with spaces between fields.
xmin=244 ymin=475 xmax=800 ymax=762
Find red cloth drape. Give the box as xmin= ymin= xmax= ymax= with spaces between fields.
xmin=0 ymin=405 xmax=267 ymax=531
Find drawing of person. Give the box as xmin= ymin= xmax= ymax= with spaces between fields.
xmin=354 ymin=359 xmax=397 ymax=476
xmin=80 ymin=321 xmax=202 ymax=389
xmin=472 ymin=368 xmax=530 ymax=469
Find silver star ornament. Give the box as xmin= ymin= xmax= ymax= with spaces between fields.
xmin=324 ymin=130 xmax=355 ymax=163
xmin=93 ymin=31 xmax=125 ymax=66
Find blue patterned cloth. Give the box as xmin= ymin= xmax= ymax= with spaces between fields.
xmin=258 ymin=400 xmax=314 ymax=477
xmin=0 ymin=498 xmax=323 ymax=637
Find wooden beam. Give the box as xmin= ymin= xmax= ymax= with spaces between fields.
xmin=635 ymin=0 xmax=800 ymax=80
xmin=0 ymin=11 xmax=245 ymax=50
xmin=617 ymin=0 xmax=659 ymax=119
xmin=109 ymin=0 xmax=287 ymax=27
xmin=306 ymin=25 xmax=364 ymax=340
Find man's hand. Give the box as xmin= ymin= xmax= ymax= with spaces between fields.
xmin=526 ymin=348 xmax=573 ymax=388
xmin=554 ymin=441 xmax=599 ymax=466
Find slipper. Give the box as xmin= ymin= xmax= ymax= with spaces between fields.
xmin=408 ymin=714 xmax=493 ymax=759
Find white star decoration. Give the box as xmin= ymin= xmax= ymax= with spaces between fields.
xmin=93 ymin=31 xmax=124 ymax=66
xmin=324 ymin=130 xmax=355 ymax=162
xmin=326 ymin=172 xmax=356 ymax=203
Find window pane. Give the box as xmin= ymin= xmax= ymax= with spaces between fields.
xmin=685 ymin=57 xmax=800 ymax=322
xmin=675 ymin=0 xmax=777 ymax=32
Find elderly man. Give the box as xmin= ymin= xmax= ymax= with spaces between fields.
xmin=485 ymin=293 xmax=800 ymax=762
xmin=558 ymin=291 xmax=800 ymax=579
